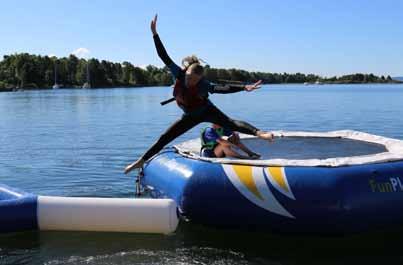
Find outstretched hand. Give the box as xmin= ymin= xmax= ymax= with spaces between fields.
xmin=245 ymin=80 xmax=263 ymax=92
xmin=151 ymin=14 xmax=158 ymax=36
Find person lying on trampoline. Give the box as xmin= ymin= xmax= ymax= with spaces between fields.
xmin=125 ymin=15 xmax=273 ymax=174
xmin=200 ymin=124 xmax=261 ymax=159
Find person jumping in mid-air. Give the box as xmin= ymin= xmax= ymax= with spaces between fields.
xmin=125 ymin=15 xmax=273 ymax=174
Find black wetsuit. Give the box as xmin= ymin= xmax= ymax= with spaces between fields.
xmin=141 ymin=34 xmax=260 ymax=161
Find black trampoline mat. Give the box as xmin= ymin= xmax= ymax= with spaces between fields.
xmin=239 ymin=137 xmax=388 ymax=160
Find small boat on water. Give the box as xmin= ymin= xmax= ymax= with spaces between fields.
xmin=53 ymin=61 xmax=60 ymax=89
xmin=143 ymin=130 xmax=403 ymax=234
xmin=82 ymin=62 xmax=91 ymax=89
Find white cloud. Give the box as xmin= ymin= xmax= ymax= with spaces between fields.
xmin=48 ymin=53 xmax=57 ymax=58
xmin=72 ymin=47 xmax=91 ymax=58
xmin=120 ymin=63 xmax=149 ymax=69
xmin=138 ymin=64 xmax=149 ymax=70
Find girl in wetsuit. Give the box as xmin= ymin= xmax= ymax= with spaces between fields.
xmin=124 ymin=15 xmax=273 ymax=174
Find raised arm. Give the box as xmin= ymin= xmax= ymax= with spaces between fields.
xmin=151 ymin=15 xmax=181 ymax=77
xmin=209 ymin=83 xmax=246 ymax=94
xmin=208 ymin=80 xmax=263 ymax=94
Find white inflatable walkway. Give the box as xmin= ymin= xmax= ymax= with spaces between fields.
xmin=0 ymin=184 xmax=179 ymax=234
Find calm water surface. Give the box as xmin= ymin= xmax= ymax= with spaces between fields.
xmin=1 ymin=84 xmax=403 ymax=264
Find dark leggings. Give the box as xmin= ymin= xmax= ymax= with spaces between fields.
xmin=141 ymin=104 xmax=259 ymax=161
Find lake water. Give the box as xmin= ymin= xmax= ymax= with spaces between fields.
xmin=1 ymin=84 xmax=403 ymax=264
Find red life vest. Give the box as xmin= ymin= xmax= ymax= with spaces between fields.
xmin=173 ymin=78 xmax=207 ymax=111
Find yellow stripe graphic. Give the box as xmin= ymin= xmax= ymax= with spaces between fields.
xmin=268 ymin=167 xmax=289 ymax=192
xmin=232 ymin=165 xmax=263 ymax=200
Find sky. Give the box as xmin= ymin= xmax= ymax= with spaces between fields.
xmin=0 ymin=0 xmax=402 ymax=77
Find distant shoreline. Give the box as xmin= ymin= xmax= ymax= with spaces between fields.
xmin=1 ymin=53 xmax=402 ymax=92
xmin=2 ymin=79 xmax=401 ymax=92
xmin=0 ymin=84 xmax=153 ymax=92
xmin=2 ymin=82 xmax=403 ymax=93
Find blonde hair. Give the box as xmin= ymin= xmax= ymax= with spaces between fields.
xmin=181 ymin=55 xmax=200 ymax=69
xmin=182 ymin=55 xmax=204 ymax=76
xmin=187 ymin=63 xmax=204 ymax=76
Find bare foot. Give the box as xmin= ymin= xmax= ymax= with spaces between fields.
xmin=124 ymin=158 xmax=145 ymax=174
xmin=256 ymin=131 xmax=274 ymax=141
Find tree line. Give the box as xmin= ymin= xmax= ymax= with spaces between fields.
xmin=0 ymin=53 xmax=400 ymax=91
xmin=0 ymin=53 xmax=171 ymax=90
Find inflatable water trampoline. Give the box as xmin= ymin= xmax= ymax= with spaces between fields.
xmin=143 ymin=130 xmax=403 ymax=234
